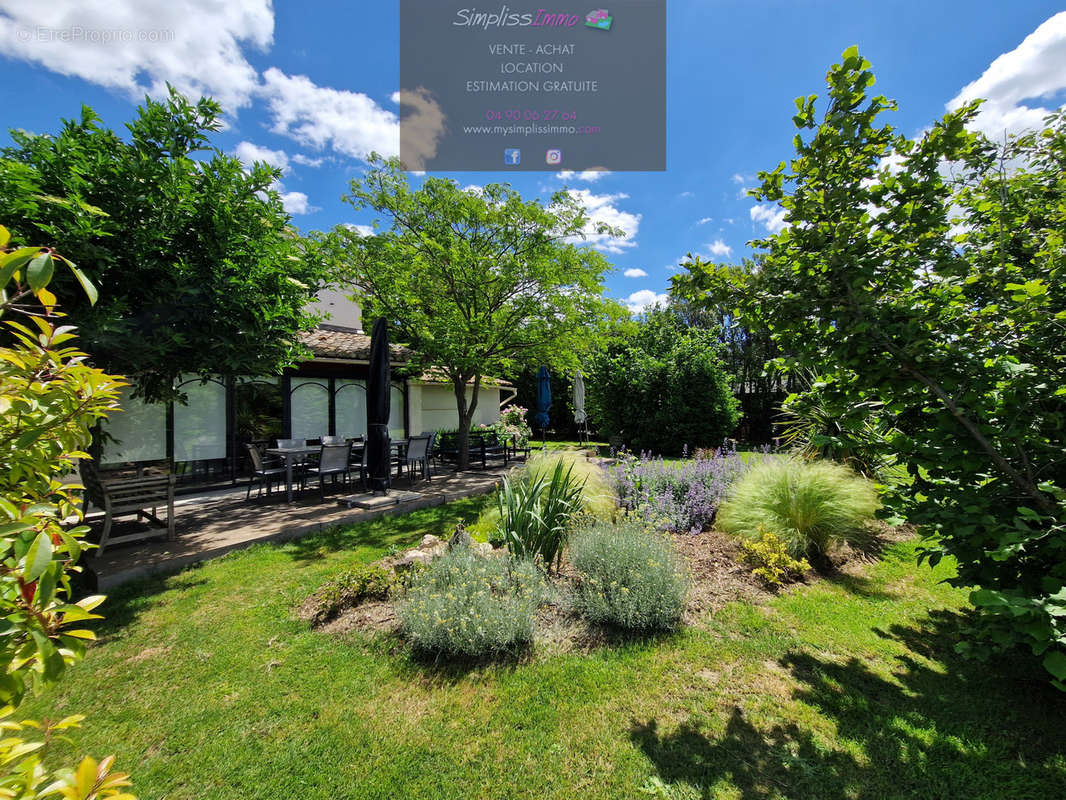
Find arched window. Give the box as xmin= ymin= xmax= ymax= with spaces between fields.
xmin=289 ymin=378 xmax=330 ymax=440
xmin=335 ymin=379 xmax=368 ymax=438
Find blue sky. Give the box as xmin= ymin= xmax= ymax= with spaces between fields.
xmin=2 ymin=2 xmax=1064 ymax=312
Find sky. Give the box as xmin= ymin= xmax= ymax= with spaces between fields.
xmin=1 ymin=2 xmax=1065 ymax=314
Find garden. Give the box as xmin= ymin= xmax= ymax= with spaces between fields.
xmin=18 ymin=450 xmax=1066 ymax=799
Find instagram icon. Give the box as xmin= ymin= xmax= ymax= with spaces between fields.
xmin=545 ymin=148 xmax=562 ymax=165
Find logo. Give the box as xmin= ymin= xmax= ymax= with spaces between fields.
xmin=504 ymin=148 xmax=521 ymax=165
xmin=585 ymin=8 xmax=612 ymax=30
xmin=545 ymin=148 xmax=562 ymax=165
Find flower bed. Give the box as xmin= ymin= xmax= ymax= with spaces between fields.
xmin=604 ymin=445 xmax=755 ymax=534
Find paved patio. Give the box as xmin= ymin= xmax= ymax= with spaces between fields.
xmin=87 ymin=466 xmax=510 ymax=589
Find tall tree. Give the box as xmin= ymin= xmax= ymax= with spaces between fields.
xmin=674 ymin=48 xmax=1066 ymax=685
xmin=671 ymin=266 xmax=794 ymax=444
xmin=586 ymin=307 xmax=739 ymax=455
xmin=0 ymin=88 xmax=332 ymax=401
xmin=326 ymin=156 xmax=621 ymax=469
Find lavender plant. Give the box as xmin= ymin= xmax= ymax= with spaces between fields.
xmin=605 ymin=444 xmax=756 ymax=534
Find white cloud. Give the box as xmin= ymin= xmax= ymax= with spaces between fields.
xmin=949 ymin=11 xmax=1066 ymax=139
xmin=623 ymin=268 xmax=648 ymax=278
xmin=731 ymin=173 xmax=745 ymax=184
xmin=0 ymin=0 xmax=273 ymax=112
xmin=342 ymin=223 xmax=375 ymax=237
xmin=623 ymin=289 xmax=669 ymax=314
xmin=696 ymin=216 xmax=713 ymax=225
xmin=750 ymin=204 xmax=788 ymax=234
xmin=678 ymin=190 xmax=694 ymax=198
xmin=234 ymin=141 xmax=289 ymax=173
xmin=279 ymin=190 xmax=317 ymax=215
xmin=261 ymin=67 xmax=399 ymax=160
xmin=291 ymin=153 xmax=324 ymax=168
xmin=565 ymin=189 xmax=640 ymax=253
xmin=557 ymin=169 xmax=610 ymax=182
xmin=707 ymin=239 xmax=732 ymax=257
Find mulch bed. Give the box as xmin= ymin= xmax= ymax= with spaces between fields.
xmin=301 ymin=522 xmax=913 ymax=650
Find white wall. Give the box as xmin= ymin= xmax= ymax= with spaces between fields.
xmin=416 ymin=383 xmax=500 ymax=432
xmin=309 ymin=287 xmax=362 ymax=331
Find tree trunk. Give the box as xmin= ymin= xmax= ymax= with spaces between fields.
xmin=452 ymin=375 xmax=482 ymax=471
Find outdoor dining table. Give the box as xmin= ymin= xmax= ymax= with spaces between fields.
xmin=264 ymin=445 xmax=320 ymax=503
xmin=266 ymin=440 xmax=409 ymax=503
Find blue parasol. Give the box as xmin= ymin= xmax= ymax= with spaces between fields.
xmin=534 ymin=366 xmax=552 ymax=444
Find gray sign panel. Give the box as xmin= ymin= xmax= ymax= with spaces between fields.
xmin=400 ymin=1 xmax=666 ymax=171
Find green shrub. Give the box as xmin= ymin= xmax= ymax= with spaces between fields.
xmin=569 ymin=519 xmax=688 ymax=632
xmin=738 ymin=529 xmax=811 ymax=585
xmin=777 ymin=372 xmax=896 ymax=480
xmin=397 ymin=548 xmax=542 ymax=658
xmin=716 ymin=458 xmax=879 ymax=559
xmin=497 ymin=457 xmax=586 ymax=570
xmin=586 ymin=308 xmax=740 ymax=456
xmin=307 ymin=564 xmax=394 ymax=625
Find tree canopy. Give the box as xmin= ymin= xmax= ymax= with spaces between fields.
xmin=0 ymin=88 xmax=332 ymax=401
xmin=674 ymin=48 xmax=1066 ymax=686
xmin=325 ymin=156 xmax=623 ymax=468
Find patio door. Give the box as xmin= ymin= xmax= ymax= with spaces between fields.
xmin=235 ymin=377 xmax=283 ymax=474
xmin=173 ymin=376 xmax=228 ymax=483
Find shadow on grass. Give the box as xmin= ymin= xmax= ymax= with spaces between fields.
xmin=283 ymin=495 xmax=491 ymax=565
xmin=631 ymin=609 xmax=1066 ymax=799
xmin=92 ymin=565 xmax=211 ymax=642
xmin=818 ymin=569 xmax=900 ymax=601
xmin=89 ymin=496 xmax=492 ymax=638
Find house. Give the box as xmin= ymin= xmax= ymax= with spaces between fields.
xmin=100 ymin=290 xmax=513 ymax=487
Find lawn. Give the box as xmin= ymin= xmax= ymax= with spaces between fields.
xmin=27 ymin=497 xmax=1066 ymax=800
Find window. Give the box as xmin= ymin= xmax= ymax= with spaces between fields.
xmin=101 ymin=389 xmax=166 ymax=465
xmin=335 ymin=379 xmax=367 ymax=438
xmin=390 ymin=385 xmax=406 ymax=439
xmin=290 ymin=378 xmax=330 ymax=440
xmin=174 ymin=376 xmax=227 ymax=462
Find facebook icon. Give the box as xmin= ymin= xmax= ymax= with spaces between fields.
xmin=504 ymin=148 xmax=521 ymax=165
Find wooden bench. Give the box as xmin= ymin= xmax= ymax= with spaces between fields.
xmin=434 ymin=431 xmax=511 ymax=469
xmin=80 ymin=463 xmax=176 ymax=556
xmin=475 ymin=431 xmax=510 ymax=469
xmin=507 ymin=434 xmax=531 ymax=461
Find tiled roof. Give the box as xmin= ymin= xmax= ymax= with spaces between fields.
xmin=416 ymin=368 xmax=514 ymax=388
xmin=298 ymin=327 xmax=512 ymax=387
xmin=298 ymin=326 xmax=411 ymax=362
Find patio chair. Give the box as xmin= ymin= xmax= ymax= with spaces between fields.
xmin=275 ymin=438 xmax=304 ymax=449
xmin=321 ymin=435 xmax=346 ymax=445
xmin=422 ymin=431 xmax=438 ymax=471
xmin=351 ymin=441 xmax=369 ymax=490
xmin=80 ymin=461 xmax=176 ymax=556
xmin=404 ymin=435 xmax=433 ymax=482
xmin=302 ymin=442 xmax=352 ymax=499
xmin=244 ymin=443 xmax=287 ymax=499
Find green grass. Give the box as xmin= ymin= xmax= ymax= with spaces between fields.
xmin=540 ymin=439 xmax=607 ymax=452
xmin=24 ymin=499 xmax=1066 ymax=800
